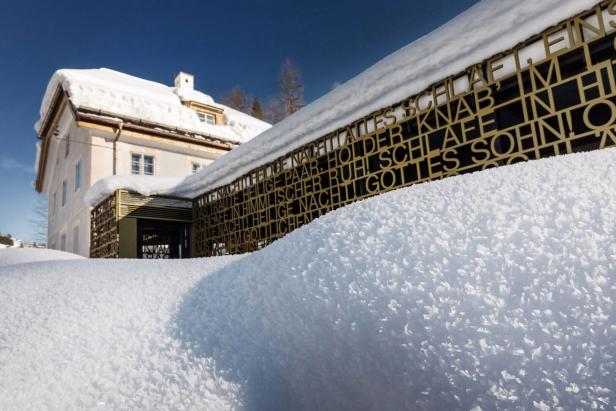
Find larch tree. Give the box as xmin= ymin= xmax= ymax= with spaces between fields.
xmin=277 ymin=58 xmax=304 ymax=117
xmin=264 ymin=97 xmax=285 ymax=124
xmin=220 ymin=85 xmax=249 ymax=113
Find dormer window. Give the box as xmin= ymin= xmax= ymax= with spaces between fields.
xmin=198 ymin=112 xmax=215 ymax=125
xmin=183 ymin=100 xmax=223 ymax=126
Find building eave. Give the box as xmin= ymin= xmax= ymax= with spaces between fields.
xmin=35 ymin=87 xmax=70 ymax=193
xmin=74 ymin=109 xmax=236 ymax=150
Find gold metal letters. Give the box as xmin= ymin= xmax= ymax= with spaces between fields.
xmin=191 ymin=1 xmax=616 ymax=256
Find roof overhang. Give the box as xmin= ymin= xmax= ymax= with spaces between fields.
xmin=35 ymin=86 xmax=69 ymax=192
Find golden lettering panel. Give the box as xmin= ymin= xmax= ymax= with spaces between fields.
xmin=193 ymin=1 xmax=616 ymax=257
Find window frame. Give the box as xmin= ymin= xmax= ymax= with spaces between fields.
xmin=143 ymin=155 xmax=154 ymax=176
xmin=73 ymin=225 xmax=79 ymax=254
xmin=131 ymin=153 xmax=155 ymax=176
xmin=197 ymin=111 xmax=216 ymax=125
xmin=65 ymin=134 xmax=70 ymax=158
xmin=131 ymin=153 xmax=142 ymax=175
xmin=192 ymin=162 xmax=203 ymax=174
xmin=75 ymin=160 xmax=81 ymax=192
xmin=62 ymin=180 xmax=67 ymax=206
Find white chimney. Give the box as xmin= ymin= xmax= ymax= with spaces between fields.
xmin=175 ymin=71 xmax=194 ymax=90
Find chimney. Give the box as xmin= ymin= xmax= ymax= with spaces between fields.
xmin=175 ymin=72 xmax=194 ymax=90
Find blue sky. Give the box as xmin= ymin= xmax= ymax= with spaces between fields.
xmin=0 ymin=0 xmax=478 ymax=241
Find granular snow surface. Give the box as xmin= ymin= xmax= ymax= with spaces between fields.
xmin=0 ymin=255 xmax=244 ymax=410
xmin=0 ymin=248 xmax=83 ymax=268
xmin=2 ymin=149 xmax=616 ymax=410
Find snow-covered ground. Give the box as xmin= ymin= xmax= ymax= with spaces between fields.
xmin=2 ymin=149 xmax=616 ymax=410
xmin=0 ymin=248 xmax=83 ymax=268
xmin=0 ymin=253 xmax=244 ymax=410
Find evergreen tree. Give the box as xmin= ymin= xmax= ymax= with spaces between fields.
xmin=251 ymin=97 xmax=264 ymax=120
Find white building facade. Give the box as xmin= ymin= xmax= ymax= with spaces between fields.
xmin=35 ymin=69 xmax=270 ymax=256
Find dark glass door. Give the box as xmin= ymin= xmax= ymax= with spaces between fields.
xmin=137 ymin=220 xmax=190 ymax=259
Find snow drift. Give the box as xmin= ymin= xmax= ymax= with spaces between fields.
xmin=0 ymin=253 xmax=243 ymax=410
xmin=176 ymin=149 xmax=616 ymax=410
xmin=1 ymin=148 xmax=616 ymax=410
xmin=0 ymin=248 xmax=83 ymax=268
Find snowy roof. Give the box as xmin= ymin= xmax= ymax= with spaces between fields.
xmin=35 ymin=68 xmax=271 ymax=144
xmin=84 ymin=0 xmax=601 ymax=203
xmin=85 ymin=175 xmax=188 ymax=206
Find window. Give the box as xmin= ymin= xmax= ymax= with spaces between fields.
xmin=192 ymin=163 xmax=203 ymax=174
xmin=60 ymin=234 xmax=66 ymax=251
xmin=144 ymin=155 xmax=154 ymax=175
xmin=75 ymin=161 xmax=81 ymax=191
xmin=73 ymin=226 xmax=79 ymax=254
xmin=65 ymin=134 xmax=70 ymax=158
xmin=131 ymin=154 xmax=155 ymax=175
xmin=131 ymin=154 xmax=141 ymax=175
xmin=62 ymin=180 xmax=67 ymax=206
xmin=197 ymin=112 xmax=215 ymax=125
xmin=52 ymin=192 xmax=57 ymax=216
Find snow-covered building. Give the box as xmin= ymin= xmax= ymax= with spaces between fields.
xmin=34 ymin=68 xmax=270 ymax=256
xmin=88 ymin=0 xmax=616 ymax=259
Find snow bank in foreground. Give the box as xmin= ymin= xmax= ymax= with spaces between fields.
xmin=176 ymin=149 xmax=616 ymax=410
xmin=2 ymin=149 xmax=616 ymax=410
xmin=0 ymin=254 xmax=243 ymax=410
xmin=0 ymin=248 xmax=83 ymax=268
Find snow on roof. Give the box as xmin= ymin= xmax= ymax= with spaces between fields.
xmin=160 ymin=0 xmax=600 ymax=199
xmin=85 ymin=175 xmax=188 ymax=206
xmin=3 ymin=148 xmax=616 ymax=408
xmin=35 ymin=68 xmax=271 ymax=144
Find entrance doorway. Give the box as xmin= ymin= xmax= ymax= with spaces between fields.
xmin=137 ymin=220 xmax=190 ymax=259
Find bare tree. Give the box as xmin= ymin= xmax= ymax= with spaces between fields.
xmin=277 ymin=58 xmax=304 ymax=117
xmin=30 ymin=194 xmax=48 ymax=245
xmin=220 ymin=85 xmax=249 ymax=113
xmin=264 ymin=97 xmax=285 ymax=124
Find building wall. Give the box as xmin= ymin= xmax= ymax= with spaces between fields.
xmin=45 ymin=115 xmax=92 ymax=256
